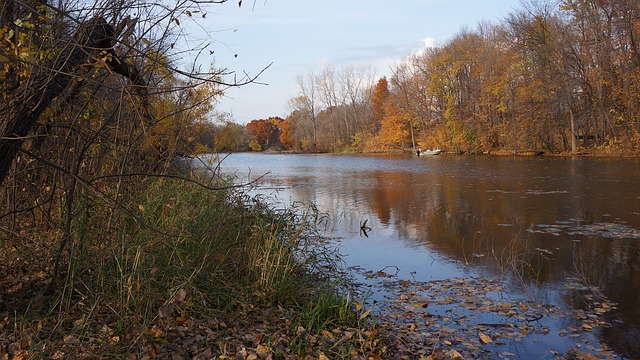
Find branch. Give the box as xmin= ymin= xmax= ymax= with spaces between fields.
xmin=88 ymin=171 xmax=266 ymax=191
xmin=0 ymin=17 xmax=120 ymax=187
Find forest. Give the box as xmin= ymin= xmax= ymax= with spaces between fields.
xmin=245 ymin=0 xmax=640 ymax=155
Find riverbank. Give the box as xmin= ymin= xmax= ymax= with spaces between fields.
xmin=263 ymin=145 xmax=640 ymax=158
xmin=0 ymin=175 xmax=384 ymax=359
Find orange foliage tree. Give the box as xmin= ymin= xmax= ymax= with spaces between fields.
xmin=246 ymin=117 xmax=284 ymax=151
xmin=371 ymin=77 xmax=390 ymax=128
xmin=279 ymin=119 xmax=297 ymax=150
xmin=376 ymin=101 xmax=412 ymax=151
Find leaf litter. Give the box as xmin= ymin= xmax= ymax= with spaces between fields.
xmin=353 ymin=267 xmax=621 ymax=359
xmin=0 ymin=261 xmax=622 ymax=359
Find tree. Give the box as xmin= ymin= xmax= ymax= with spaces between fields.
xmin=246 ymin=117 xmax=283 ymax=150
xmin=0 ymin=0 xmax=262 ymax=186
xmin=279 ymin=118 xmax=297 ymax=150
xmin=0 ymin=16 xmax=143 ymax=185
xmin=376 ymin=99 xmax=411 ymax=151
xmin=0 ymin=0 xmax=263 ymax=281
xmin=371 ymin=77 xmax=390 ymax=127
xmin=294 ymin=73 xmax=318 ymax=149
xmin=214 ymin=121 xmax=250 ymax=152
xmin=339 ymin=65 xmax=376 ymax=148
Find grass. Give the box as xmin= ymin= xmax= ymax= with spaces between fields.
xmin=0 ymin=174 xmax=380 ymax=358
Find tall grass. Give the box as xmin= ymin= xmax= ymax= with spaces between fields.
xmin=0 ymin=174 xmax=367 ymax=357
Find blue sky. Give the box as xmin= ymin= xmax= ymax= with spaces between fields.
xmin=203 ymin=0 xmax=522 ymax=124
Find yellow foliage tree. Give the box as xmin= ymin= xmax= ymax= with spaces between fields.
xmin=375 ymin=100 xmax=412 ymax=151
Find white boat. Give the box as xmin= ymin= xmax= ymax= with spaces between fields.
xmin=416 ymin=149 xmax=442 ymax=156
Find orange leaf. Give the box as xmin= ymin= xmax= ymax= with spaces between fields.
xmin=479 ymin=332 xmax=493 ymax=344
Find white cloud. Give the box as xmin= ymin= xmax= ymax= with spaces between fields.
xmin=422 ymin=37 xmax=438 ymax=49
xmin=415 ymin=37 xmax=439 ymax=56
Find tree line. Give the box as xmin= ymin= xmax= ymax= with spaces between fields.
xmin=244 ymin=0 xmax=640 ymax=154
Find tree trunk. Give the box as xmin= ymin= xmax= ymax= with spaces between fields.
xmin=0 ymin=17 xmax=142 ymax=187
xmin=570 ymin=107 xmax=577 ymax=153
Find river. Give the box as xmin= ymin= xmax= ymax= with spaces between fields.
xmin=201 ymin=152 xmax=640 ymax=358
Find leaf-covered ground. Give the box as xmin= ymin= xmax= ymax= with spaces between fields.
xmin=0 ymin=265 xmax=622 ymax=359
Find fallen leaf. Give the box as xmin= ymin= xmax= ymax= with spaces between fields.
xmin=320 ymin=330 xmax=333 ymax=338
xmin=479 ymin=332 xmax=493 ymax=344
xmin=50 ymin=351 xmax=65 ymax=359
xmin=175 ymin=288 xmax=187 ymax=302
xmin=148 ymin=328 xmax=165 ymax=338
xmin=362 ymin=330 xmax=375 ymax=339
xmin=163 ymin=204 xmax=171 ymax=216
xmin=359 ymin=308 xmax=372 ymax=320
xmin=158 ymin=305 xmax=172 ymax=318
xmin=255 ymin=344 xmax=269 ymax=358
xmin=414 ymin=302 xmax=429 ymax=309
xmin=449 ymin=349 xmax=463 ymax=359
xmin=109 ymin=335 xmax=120 ymax=345
xmin=63 ymin=335 xmax=78 ymax=344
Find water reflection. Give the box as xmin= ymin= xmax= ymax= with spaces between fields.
xmin=209 ymin=153 xmax=640 ymax=358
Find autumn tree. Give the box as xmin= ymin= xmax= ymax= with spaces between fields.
xmin=559 ymin=0 xmax=640 ymax=150
xmin=375 ymin=97 xmax=412 ymax=151
xmin=279 ymin=118 xmax=297 ymax=150
xmin=340 ymin=65 xmax=376 ymax=140
xmin=214 ymin=121 xmax=250 ymax=152
xmin=285 ymin=1 xmax=640 ymax=155
xmin=0 ymin=0 xmax=262 ymax=282
xmin=246 ymin=117 xmax=283 ymax=151
xmin=294 ymin=73 xmax=318 ymax=149
xmin=370 ymin=77 xmax=390 ymax=127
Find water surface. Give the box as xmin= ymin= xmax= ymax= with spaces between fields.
xmin=204 ymin=153 xmax=640 ymax=358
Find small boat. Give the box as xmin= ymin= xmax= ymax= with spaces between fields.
xmin=416 ymin=149 xmax=442 ymax=156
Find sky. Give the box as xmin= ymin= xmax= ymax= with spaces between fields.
xmin=199 ymin=0 xmax=523 ymax=124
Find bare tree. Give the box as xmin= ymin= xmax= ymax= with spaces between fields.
xmin=294 ymin=72 xmax=318 ymax=148
xmin=339 ymin=65 xmax=376 ymax=142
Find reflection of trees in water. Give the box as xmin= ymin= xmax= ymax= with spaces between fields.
xmin=581 ymin=240 xmax=640 ymax=358
xmin=347 ymin=164 xmax=640 ymax=358
xmin=275 ymin=156 xmax=640 ymax=358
